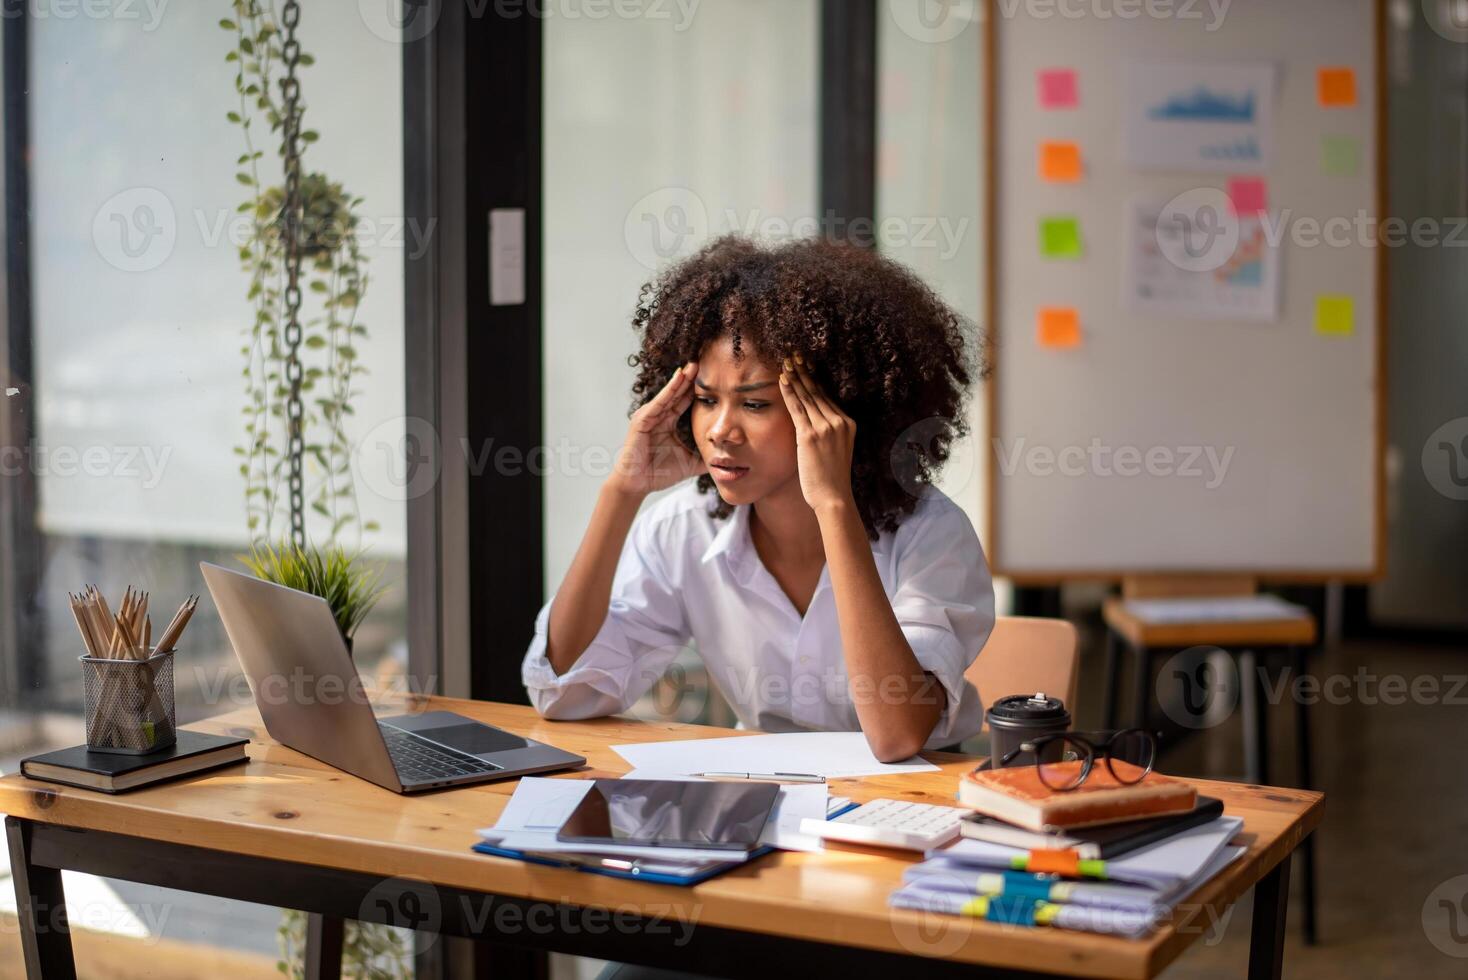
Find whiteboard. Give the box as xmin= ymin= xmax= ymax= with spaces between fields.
xmin=985 ymin=0 xmax=1383 ymax=580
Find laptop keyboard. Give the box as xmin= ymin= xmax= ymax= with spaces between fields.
xmin=380 ymin=726 xmax=502 ymax=783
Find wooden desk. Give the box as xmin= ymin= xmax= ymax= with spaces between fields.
xmin=2 ymin=696 xmax=1322 ymax=980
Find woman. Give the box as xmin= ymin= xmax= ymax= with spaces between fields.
xmin=521 ymin=235 xmax=993 ymax=760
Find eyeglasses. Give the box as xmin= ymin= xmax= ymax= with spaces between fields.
xmin=990 ymin=728 xmax=1159 ymax=792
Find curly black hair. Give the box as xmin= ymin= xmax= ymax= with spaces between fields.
xmin=628 ymin=235 xmax=985 ymax=540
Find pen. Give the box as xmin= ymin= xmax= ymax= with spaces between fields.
xmin=692 ymin=771 xmax=827 ymax=784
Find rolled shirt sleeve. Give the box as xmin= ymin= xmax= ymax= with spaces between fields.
xmin=887 ymin=498 xmax=996 ymax=748
xmin=521 ymin=505 xmax=691 ymax=720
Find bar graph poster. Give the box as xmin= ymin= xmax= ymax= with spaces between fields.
xmin=1123 ymin=63 xmax=1276 ymax=173
xmin=1125 ymin=197 xmax=1282 ymax=321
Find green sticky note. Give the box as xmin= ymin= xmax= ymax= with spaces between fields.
xmin=1315 ymin=295 xmax=1354 ymax=335
xmin=1040 ymin=216 xmax=1083 ymax=259
xmin=1321 ymin=135 xmax=1360 ymax=176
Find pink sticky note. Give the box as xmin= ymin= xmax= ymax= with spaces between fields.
xmin=1038 ymin=69 xmax=1078 ymax=109
xmin=1227 ymin=177 xmax=1268 ymax=215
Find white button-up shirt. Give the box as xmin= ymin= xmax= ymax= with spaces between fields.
xmin=521 ymin=481 xmax=995 ymax=749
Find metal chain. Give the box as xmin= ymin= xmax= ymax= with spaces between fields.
xmin=279 ymin=0 xmax=306 ymax=552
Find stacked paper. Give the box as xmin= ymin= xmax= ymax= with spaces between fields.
xmin=889 ymin=816 xmax=1246 ymax=938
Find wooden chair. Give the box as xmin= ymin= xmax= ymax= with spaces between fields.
xmin=965 ymin=615 xmax=1080 ymax=730
xmin=1101 ymin=574 xmax=1319 ymax=944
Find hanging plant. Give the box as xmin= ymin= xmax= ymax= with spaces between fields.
xmin=222 ymin=0 xmax=379 ymax=551
xmin=222 ymin=4 xmax=399 ymax=976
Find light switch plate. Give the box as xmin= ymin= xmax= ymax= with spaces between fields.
xmin=489 ymin=208 xmax=525 ymax=306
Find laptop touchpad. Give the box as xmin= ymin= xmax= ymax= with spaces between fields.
xmin=426 ymin=722 xmax=530 ymax=756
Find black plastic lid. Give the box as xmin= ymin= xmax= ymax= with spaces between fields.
xmin=986 ymin=692 xmax=1067 ymax=721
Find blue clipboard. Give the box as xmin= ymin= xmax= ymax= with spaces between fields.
xmin=471 ymin=800 xmax=862 ymax=887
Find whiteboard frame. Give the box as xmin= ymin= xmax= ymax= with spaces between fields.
xmin=982 ymin=0 xmax=1388 ymax=584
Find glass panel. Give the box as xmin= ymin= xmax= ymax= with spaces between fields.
xmin=543 ymin=1 xmax=820 ymax=726
xmin=6 ymin=3 xmax=408 ymax=973
xmin=877 ymin=0 xmax=987 ymax=537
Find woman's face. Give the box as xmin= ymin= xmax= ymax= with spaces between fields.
xmin=689 ymin=335 xmax=799 ymax=507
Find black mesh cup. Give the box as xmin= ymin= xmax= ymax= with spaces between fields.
xmin=80 ymin=650 xmax=177 ymax=755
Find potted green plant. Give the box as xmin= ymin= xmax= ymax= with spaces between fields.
xmin=239 ymin=541 xmax=386 ymax=658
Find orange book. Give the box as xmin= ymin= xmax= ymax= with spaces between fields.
xmin=958 ymin=762 xmax=1196 ymax=833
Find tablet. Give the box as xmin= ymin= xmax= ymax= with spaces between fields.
xmin=556 ymin=778 xmax=780 ymax=851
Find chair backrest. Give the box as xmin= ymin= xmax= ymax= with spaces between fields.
xmin=965 ymin=616 xmax=1080 ymax=731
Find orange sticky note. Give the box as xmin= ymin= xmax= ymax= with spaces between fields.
xmin=1317 ymin=67 xmax=1357 ymax=107
xmin=1039 ymin=141 xmax=1083 ymax=182
xmin=1038 ymin=307 xmax=1081 ymax=349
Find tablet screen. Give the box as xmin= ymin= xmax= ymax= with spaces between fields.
xmin=556 ymin=779 xmax=781 ymax=851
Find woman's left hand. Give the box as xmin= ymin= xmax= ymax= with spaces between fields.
xmin=779 ymin=354 xmax=857 ymax=512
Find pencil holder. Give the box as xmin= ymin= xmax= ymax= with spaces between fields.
xmin=80 ymin=649 xmax=177 ymax=755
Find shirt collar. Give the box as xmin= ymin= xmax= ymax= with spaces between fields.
xmin=699 ymin=500 xmax=894 ymax=571
xmin=700 ymin=502 xmax=753 ymax=569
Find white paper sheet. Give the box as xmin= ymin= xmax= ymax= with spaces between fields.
xmin=1124 ymin=595 xmax=1309 ymax=624
xmin=612 ymin=731 xmax=940 ymax=779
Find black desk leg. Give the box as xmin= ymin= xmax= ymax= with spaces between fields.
xmin=1130 ymin=643 xmax=1151 ymax=731
xmin=304 ymin=913 xmax=345 ymax=980
xmin=5 ymin=817 xmax=77 ymax=980
xmin=1240 ymin=650 xmax=1268 ymax=785
xmin=1292 ymin=646 xmax=1319 ymax=946
xmin=1248 ymin=854 xmax=1291 ymax=980
xmin=1101 ymin=629 xmax=1121 ymax=730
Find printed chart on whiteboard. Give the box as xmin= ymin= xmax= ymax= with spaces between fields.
xmin=1126 ymin=196 xmax=1282 ymax=322
xmin=1123 ymin=62 xmax=1276 ymax=173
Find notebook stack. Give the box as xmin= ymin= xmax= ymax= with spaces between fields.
xmin=889 ymin=763 xmax=1245 ymax=937
xmin=20 ymin=730 xmax=249 ymax=794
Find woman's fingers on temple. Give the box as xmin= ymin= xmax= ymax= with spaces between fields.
xmin=778 ymin=365 xmax=810 ymax=427
xmin=793 ymin=355 xmax=845 ymax=425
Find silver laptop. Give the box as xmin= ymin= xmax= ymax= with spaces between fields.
xmin=200 ymin=562 xmax=585 ymax=792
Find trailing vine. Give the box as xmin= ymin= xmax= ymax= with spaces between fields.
xmin=223 ymin=0 xmax=378 ymax=551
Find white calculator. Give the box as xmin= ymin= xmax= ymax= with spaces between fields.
xmin=800 ymin=798 xmax=971 ymax=851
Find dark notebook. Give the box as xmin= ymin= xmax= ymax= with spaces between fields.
xmin=959 ymin=795 xmax=1225 ymax=860
xmin=20 ymin=730 xmax=249 ymax=794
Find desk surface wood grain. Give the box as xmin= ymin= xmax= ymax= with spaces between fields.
xmin=0 ymin=696 xmax=1322 ymax=979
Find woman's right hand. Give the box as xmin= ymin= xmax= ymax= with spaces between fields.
xmin=607 ymin=361 xmax=707 ymax=498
